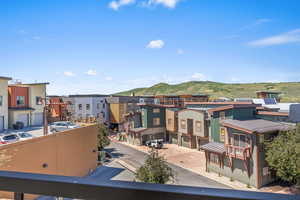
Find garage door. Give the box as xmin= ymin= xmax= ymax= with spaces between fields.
xmin=33 ymin=113 xmax=43 ymax=126
xmin=171 ymin=134 xmax=178 ymax=144
xmin=17 ymin=114 xmax=29 ymax=127
xmin=181 ymin=135 xmax=190 ymax=148
xmin=0 ymin=116 xmax=4 ymax=132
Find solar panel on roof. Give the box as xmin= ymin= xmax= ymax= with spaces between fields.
xmin=264 ymin=98 xmax=277 ymax=105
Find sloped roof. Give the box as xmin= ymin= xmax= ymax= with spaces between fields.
xmin=201 ymin=142 xmax=225 ymax=154
xmin=221 ymin=119 xmax=292 ymax=134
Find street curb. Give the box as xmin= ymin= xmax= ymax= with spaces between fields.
xmin=116 ymin=159 xmax=137 ymax=174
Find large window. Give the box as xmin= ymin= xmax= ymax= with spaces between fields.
xmin=153 ymin=118 xmax=160 ymax=126
xmin=180 ymin=119 xmax=186 ymax=129
xmin=220 ymin=111 xmax=226 ymax=120
xmin=153 ymin=108 xmax=160 ymax=113
xmin=0 ymin=96 xmax=2 ymax=106
xmin=233 ymin=134 xmax=247 ymax=155
xmin=195 ymin=121 xmax=202 ymax=132
xmin=36 ymin=96 xmax=42 ymax=105
xmin=220 ymin=127 xmax=226 ymax=142
xmin=86 ymin=104 xmax=90 ymax=110
xmin=167 ymin=118 xmax=172 ymax=125
xmin=78 ymin=104 xmax=82 ymax=110
xmin=16 ymin=96 xmax=25 ymax=105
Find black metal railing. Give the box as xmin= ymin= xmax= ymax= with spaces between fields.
xmin=0 ymin=171 xmax=298 ymax=200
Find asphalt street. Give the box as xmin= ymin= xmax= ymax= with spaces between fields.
xmin=105 ymin=141 xmax=230 ymax=189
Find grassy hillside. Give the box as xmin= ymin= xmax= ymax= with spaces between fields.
xmin=115 ymin=81 xmax=300 ymax=102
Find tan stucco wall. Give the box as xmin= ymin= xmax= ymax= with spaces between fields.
xmin=0 ymin=79 xmax=9 ymax=130
xmin=0 ymin=125 xmax=98 ymax=199
xmin=26 ymin=84 xmax=47 ymax=113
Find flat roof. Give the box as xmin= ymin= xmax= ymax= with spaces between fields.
xmin=257 ymin=111 xmax=289 ymax=117
xmin=0 ymin=76 xmax=12 ymax=80
xmin=69 ymin=94 xmax=108 ymax=97
xmin=10 ymin=82 xmax=50 ymax=86
xmin=208 ymin=104 xmax=258 ymax=114
xmin=221 ymin=119 xmax=291 ymax=134
xmin=185 ymin=101 xmax=255 ymax=105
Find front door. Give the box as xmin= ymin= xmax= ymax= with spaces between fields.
xmin=187 ymin=119 xmax=193 ymax=135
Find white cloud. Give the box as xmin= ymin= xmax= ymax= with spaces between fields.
xmin=177 ymin=48 xmax=184 ymax=55
xmin=248 ymin=29 xmax=300 ymax=47
xmin=109 ymin=0 xmax=135 ymax=10
xmin=191 ymin=73 xmax=206 ymax=80
xmin=85 ymin=69 xmax=97 ymax=76
xmin=145 ymin=0 xmax=181 ymax=8
xmin=63 ymin=71 xmax=76 ymax=77
xmin=105 ymin=76 xmax=113 ymax=81
xmin=146 ymin=40 xmax=165 ymax=49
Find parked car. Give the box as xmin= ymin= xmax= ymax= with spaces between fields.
xmin=50 ymin=121 xmax=81 ymax=133
xmin=16 ymin=132 xmax=34 ymax=141
xmin=145 ymin=139 xmax=164 ymax=149
xmin=0 ymin=134 xmax=19 ymax=145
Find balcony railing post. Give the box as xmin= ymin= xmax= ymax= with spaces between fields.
xmin=14 ymin=192 xmax=24 ymax=200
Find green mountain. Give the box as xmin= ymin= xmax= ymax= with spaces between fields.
xmin=115 ymin=81 xmax=300 ymax=102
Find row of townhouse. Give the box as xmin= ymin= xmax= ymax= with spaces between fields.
xmin=0 ymin=76 xmax=48 ymax=132
xmin=122 ymin=91 xmax=300 ymax=189
xmin=47 ymin=95 xmax=109 ymax=123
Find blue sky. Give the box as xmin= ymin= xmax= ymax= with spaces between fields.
xmin=1 ymin=0 xmax=300 ymax=95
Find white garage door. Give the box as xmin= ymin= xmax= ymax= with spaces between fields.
xmin=17 ymin=114 xmax=29 ymax=127
xmin=0 ymin=116 xmax=4 ymax=132
xmin=33 ymin=113 xmax=43 ymax=126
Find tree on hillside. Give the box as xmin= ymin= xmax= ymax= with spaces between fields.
xmin=97 ymin=124 xmax=110 ymax=151
xmin=265 ymin=124 xmax=300 ymax=186
xmin=135 ymin=149 xmax=174 ymax=184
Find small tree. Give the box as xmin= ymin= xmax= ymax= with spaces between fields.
xmin=265 ymin=124 xmax=300 ymax=186
xmin=135 ymin=149 xmax=174 ymax=184
xmin=97 ymin=124 xmax=110 ymax=151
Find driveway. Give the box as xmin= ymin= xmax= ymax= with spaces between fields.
xmin=106 ymin=141 xmax=230 ymax=189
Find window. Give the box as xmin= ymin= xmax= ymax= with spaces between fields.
xmin=210 ymin=153 xmax=219 ymax=164
xmin=180 ymin=119 xmax=186 ymax=129
xmin=0 ymin=96 xmax=2 ymax=106
xmin=233 ymin=134 xmax=247 ymax=155
xmin=103 ymin=103 xmax=105 ymax=109
xmin=153 ymin=108 xmax=160 ymax=113
xmin=167 ymin=118 xmax=172 ymax=125
xmin=153 ymin=118 xmax=160 ymax=126
xmin=36 ymin=97 xmax=42 ymax=105
xmin=86 ymin=104 xmax=90 ymax=110
xmin=97 ymin=103 xmax=100 ymax=109
xmin=220 ymin=111 xmax=226 ymax=120
xmin=16 ymin=96 xmax=25 ymax=105
xmin=220 ymin=127 xmax=226 ymax=142
xmin=78 ymin=104 xmax=82 ymax=110
xmin=195 ymin=121 xmax=202 ymax=132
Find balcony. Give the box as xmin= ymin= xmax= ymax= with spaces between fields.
xmin=0 ymin=170 xmax=298 ymax=200
xmin=225 ymin=145 xmax=251 ymax=160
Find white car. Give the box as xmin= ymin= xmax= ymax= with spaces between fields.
xmin=0 ymin=134 xmax=19 ymax=145
xmin=50 ymin=121 xmax=81 ymax=133
xmin=16 ymin=132 xmax=34 ymax=141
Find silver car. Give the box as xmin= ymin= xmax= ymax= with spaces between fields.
xmin=50 ymin=121 xmax=81 ymax=133
xmin=0 ymin=134 xmax=19 ymax=145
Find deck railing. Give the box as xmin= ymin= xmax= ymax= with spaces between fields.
xmin=0 ymin=170 xmax=298 ymax=200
